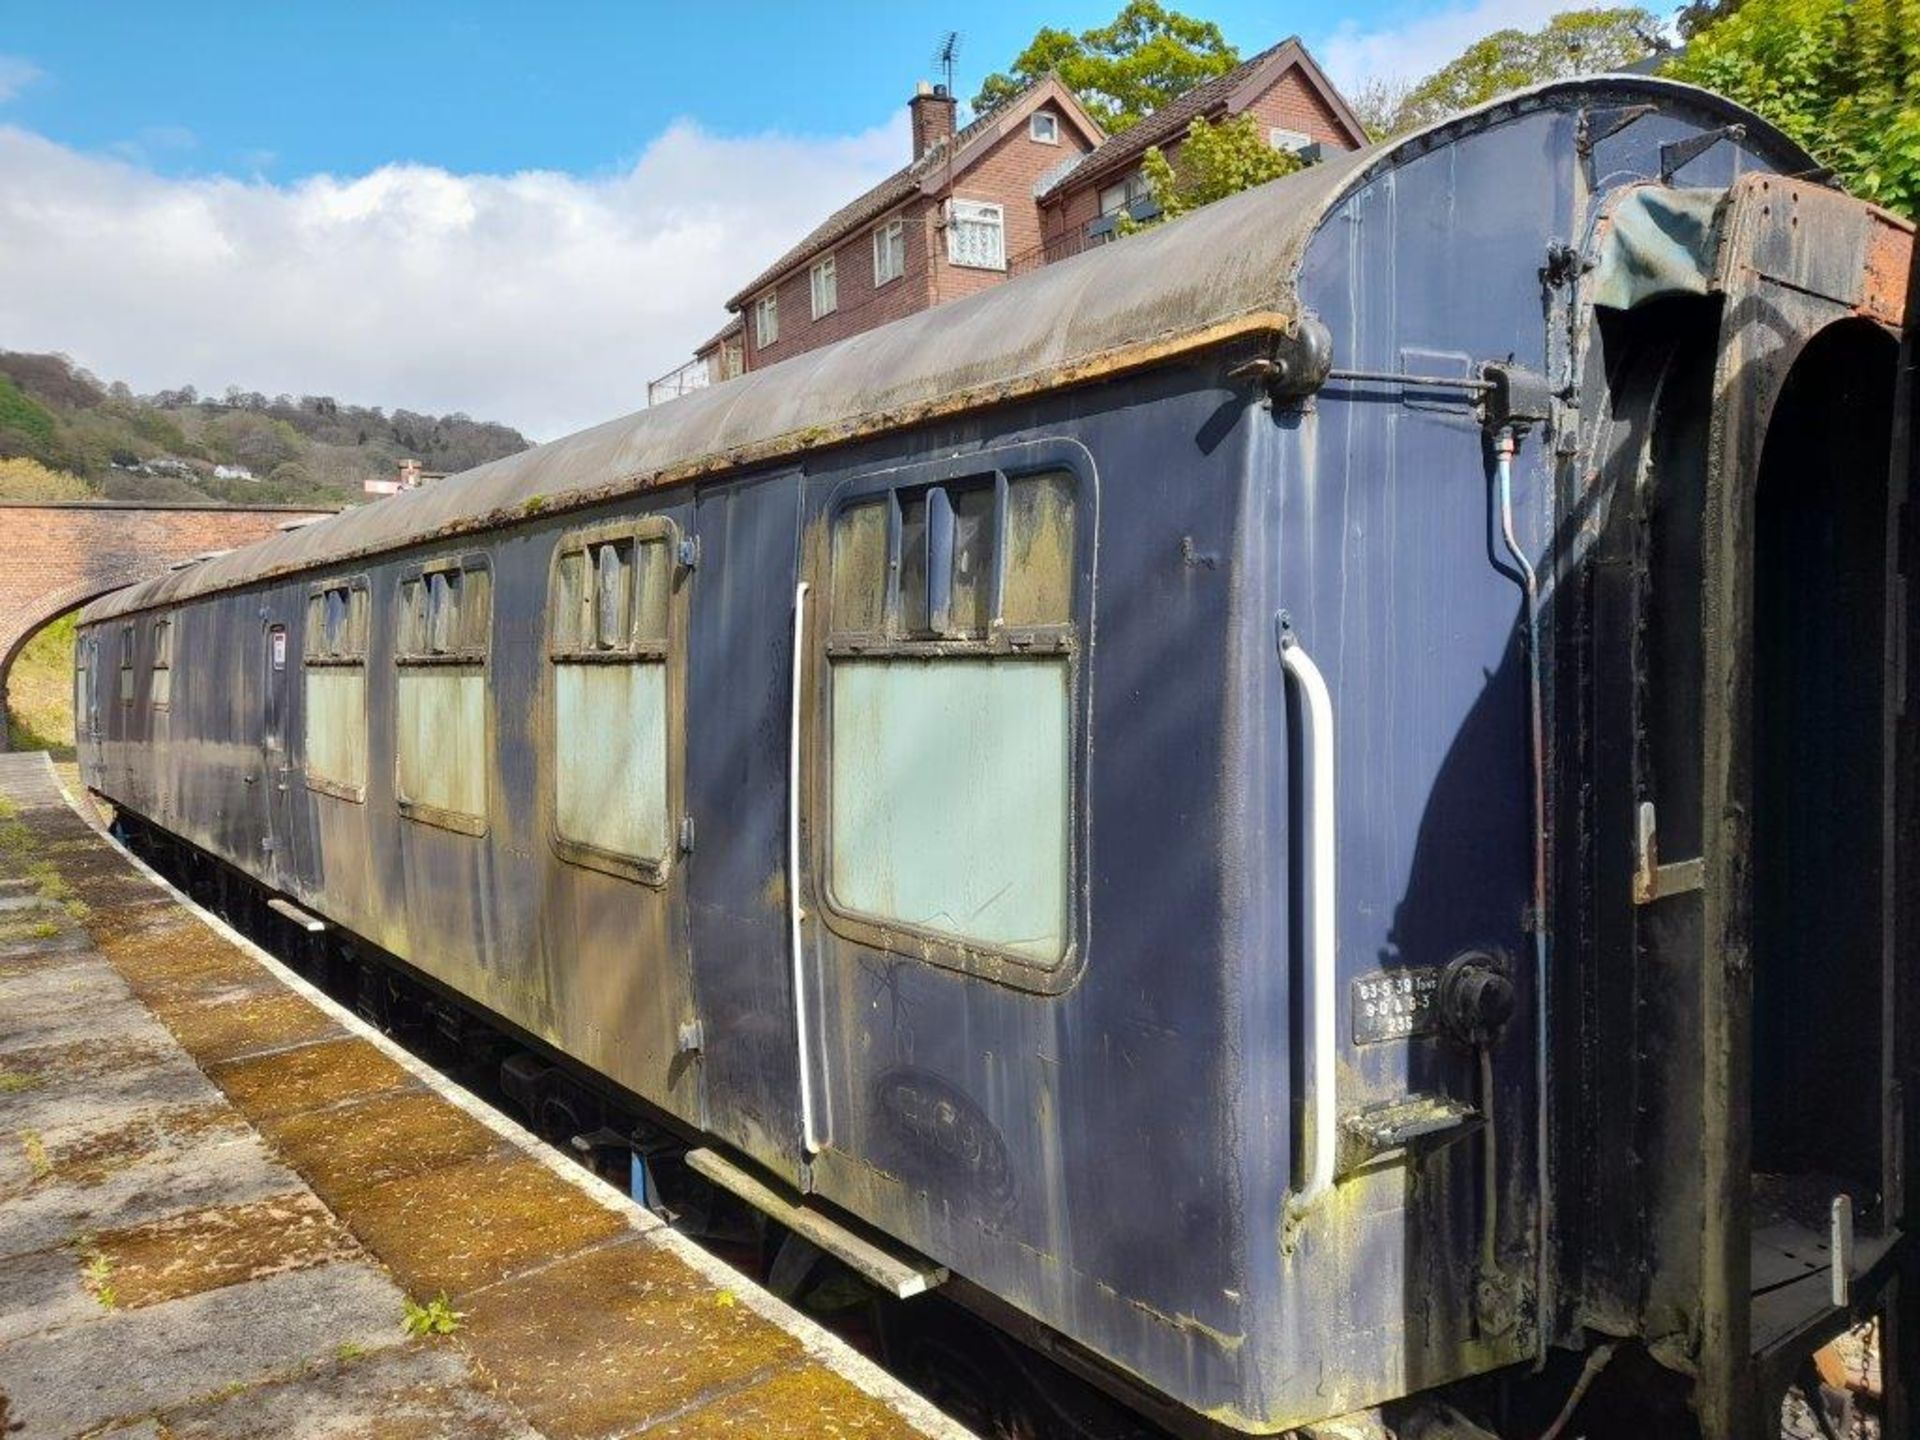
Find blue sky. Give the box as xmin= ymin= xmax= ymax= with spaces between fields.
xmin=0 ymin=0 xmax=1562 ymax=437
xmin=3 ymin=1 xmax=1429 ymax=180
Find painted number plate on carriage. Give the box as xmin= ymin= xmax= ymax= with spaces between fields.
xmin=1352 ymin=967 xmax=1441 ymax=1044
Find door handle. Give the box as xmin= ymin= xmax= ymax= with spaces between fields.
xmin=1279 ymin=614 xmax=1337 ymax=1220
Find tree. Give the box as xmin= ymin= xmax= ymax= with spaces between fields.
xmin=1121 ymin=114 xmax=1303 ymax=231
xmin=1379 ymin=8 xmax=1662 ymax=136
xmin=1667 ymin=0 xmax=1920 ymax=217
xmin=0 ymin=456 xmax=94 ymax=502
xmin=972 ymin=1 xmax=1238 ymax=133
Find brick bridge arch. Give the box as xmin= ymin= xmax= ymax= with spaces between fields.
xmin=0 ymin=500 xmax=336 ymax=748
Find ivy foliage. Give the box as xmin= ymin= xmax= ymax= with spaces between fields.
xmin=1667 ymin=0 xmax=1920 ymax=217
xmin=972 ymin=1 xmax=1238 ymax=134
xmin=1119 ymin=114 xmax=1304 ymax=233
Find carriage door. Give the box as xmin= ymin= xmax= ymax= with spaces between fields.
xmin=259 ymin=621 xmax=293 ymax=885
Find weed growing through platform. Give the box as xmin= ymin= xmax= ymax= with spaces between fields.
xmin=0 ymin=1069 xmax=41 ymax=1094
xmin=337 ymin=1342 xmax=367 ymax=1362
xmin=402 ymin=1293 xmax=465 ymax=1338
xmin=82 ymin=1250 xmax=117 ymax=1309
xmin=22 ymin=1131 xmax=50 ymax=1180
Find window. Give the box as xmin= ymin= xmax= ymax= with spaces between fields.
xmin=303 ymin=580 xmax=369 ymax=800
xmin=716 ymin=337 xmax=744 ymax=380
xmin=822 ymin=463 xmax=1082 ymax=983
xmin=1029 ymin=111 xmax=1059 ymax=144
xmin=872 ymin=219 xmax=906 ymax=286
xmin=755 ymin=292 xmax=779 ymax=347
xmin=809 ymin=255 xmax=837 ymax=319
xmin=394 ymin=557 xmax=491 ymax=833
xmin=548 ymin=519 xmax=681 ymax=881
xmin=1098 ymin=171 xmax=1151 ymax=217
xmin=1268 ymin=127 xmax=1312 ymax=154
xmin=119 ymin=625 xmax=133 ymax=704
xmin=150 ymin=617 xmax=173 ymax=709
xmin=946 ymin=199 xmax=1005 ymax=271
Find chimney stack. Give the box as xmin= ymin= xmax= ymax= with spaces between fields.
xmin=909 ymin=80 xmax=957 ymax=161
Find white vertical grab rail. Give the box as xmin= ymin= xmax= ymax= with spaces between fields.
xmin=1280 ymin=619 xmax=1337 ymax=1218
xmin=790 ymin=581 xmax=823 ymax=1156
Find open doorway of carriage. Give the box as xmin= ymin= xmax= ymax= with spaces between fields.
xmin=1749 ymin=318 xmax=1898 ymax=1234
xmin=1743 ymin=316 xmax=1905 ymax=1440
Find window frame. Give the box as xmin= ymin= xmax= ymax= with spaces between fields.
xmin=809 ymin=255 xmax=837 ymax=319
xmin=544 ymin=513 xmax=687 ymax=886
xmin=872 ymin=218 xmax=906 ymax=286
xmin=1029 ymin=110 xmax=1060 ymax=144
xmin=149 ymin=615 xmax=173 ymax=711
xmin=945 ymin=198 xmax=1006 ymax=272
xmin=755 ymin=291 xmax=779 ymax=347
xmin=810 ymin=438 xmax=1097 ymax=993
xmin=118 ymin=624 xmax=134 ymax=706
xmin=302 ymin=575 xmax=371 ymax=803
xmin=392 ymin=552 xmax=493 ymax=836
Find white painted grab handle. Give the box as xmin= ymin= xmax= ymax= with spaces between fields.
xmin=790 ymin=582 xmax=823 ymax=1157
xmin=1280 ymin=620 xmax=1337 ymax=1216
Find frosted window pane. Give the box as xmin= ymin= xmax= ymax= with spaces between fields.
xmin=304 ymin=668 xmax=367 ymax=791
xmin=396 ymin=668 xmax=486 ymax=820
xmin=555 ymin=662 xmax=670 ymax=862
xmin=830 ymin=656 xmax=1069 ymax=964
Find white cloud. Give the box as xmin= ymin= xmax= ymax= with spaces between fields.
xmin=0 ymin=118 xmax=906 ymax=440
xmin=1313 ymin=0 xmax=1572 ymax=92
xmin=0 ymin=55 xmax=41 ymax=103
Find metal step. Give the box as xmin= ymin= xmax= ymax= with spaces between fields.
xmin=685 ymin=1148 xmax=948 ymax=1300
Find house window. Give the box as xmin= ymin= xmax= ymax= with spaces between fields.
xmin=394 ymin=557 xmax=491 ymax=833
xmin=810 ymin=255 xmax=837 ymax=319
xmin=717 ymin=337 xmax=744 ymax=380
xmin=548 ymin=519 xmax=680 ymax=880
xmin=1029 ymin=111 xmax=1059 ymax=144
xmin=303 ymin=580 xmax=369 ymax=800
xmin=873 ymin=219 xmax=906 ymax=286
xmin=1268 ymin=127 xmax=1312 ymax=154
xmin=755 ymin=292 xmax=779 ymax=348
xmin=946 ymin=199 xmax=1005 ymax=271
xmin=823 ymin=467 xmax=1081 ymax=977
xmin=149 ymin=617 xmax=173 ymax=709
xmin=1098 ymin=171 xmax=1151 ymax=217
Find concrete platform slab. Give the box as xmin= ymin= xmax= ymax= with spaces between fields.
xmin=0 ymin=751 xmax=973 ymax=1440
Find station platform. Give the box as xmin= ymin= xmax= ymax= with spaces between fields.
xmin=0 ymin=752 xmax=972 ymax=1440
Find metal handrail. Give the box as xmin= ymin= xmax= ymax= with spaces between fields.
xmin=1279 ymin=617 xmax=1338 ymax=1218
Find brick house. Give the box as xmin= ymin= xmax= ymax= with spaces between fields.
xmin=659 ymin=40 xmax=1364 ymax=394
xmin=1033 ymin=38 xmax=1369 ymax=269
xmin=709 ymin=76 xmax=1106 ymax=377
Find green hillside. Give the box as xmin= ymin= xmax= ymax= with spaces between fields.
xmin=0 ymin=350 xmax=531 ymax=507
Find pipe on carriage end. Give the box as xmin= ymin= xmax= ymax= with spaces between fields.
xmin=1491 ymin=421 xmax=1553 ymax=1370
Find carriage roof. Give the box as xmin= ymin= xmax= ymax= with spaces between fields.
xmin=82 ymin=77 xmax=1811 ymax=625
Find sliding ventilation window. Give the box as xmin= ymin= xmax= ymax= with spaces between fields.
xmin=303 ymin=580 xmax=369 ymax=800
xmin=548 ymin=519 xmax=680 ymax=882
xmin=395 ymin=557 xmax=491 ymax=834
xmin=824 ymin=466 xmax=1082 ymax=985
xmin=149 ymin=617 xmax=173 ymax=709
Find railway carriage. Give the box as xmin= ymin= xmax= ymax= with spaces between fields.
xmin=77 ymin=76 xmax=1919 ymax=1437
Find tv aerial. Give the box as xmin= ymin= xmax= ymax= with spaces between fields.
xmin=932 ymin=30 xmax=962 ymax=94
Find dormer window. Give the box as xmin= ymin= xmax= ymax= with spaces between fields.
xmin=1029 ymin=111 xmax=1059 ymax=144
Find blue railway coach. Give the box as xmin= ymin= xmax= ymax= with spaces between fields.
xmin=77 ymin=77 xmax=1918 ymax=1437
